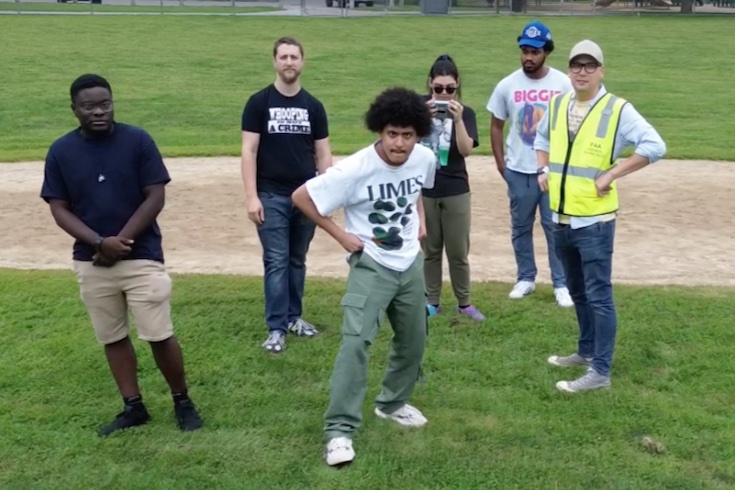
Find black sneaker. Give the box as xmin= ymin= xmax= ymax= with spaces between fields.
xmin=174 ymin=399 xmax=203 ymax=432
xmin=98 ymin=403 xmax=151 ymax=437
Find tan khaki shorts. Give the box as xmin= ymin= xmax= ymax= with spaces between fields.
xmin=73 ymin=259 xmax=174 ymax=345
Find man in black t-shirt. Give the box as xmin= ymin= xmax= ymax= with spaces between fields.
xmin=241 ymin=37 xmax=333 ymax=354
xmin=41 ymin=74 xmax=203 ymax=437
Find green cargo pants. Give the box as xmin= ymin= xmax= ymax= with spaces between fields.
xmin=324 ymin=250 xmax=427 ymax=440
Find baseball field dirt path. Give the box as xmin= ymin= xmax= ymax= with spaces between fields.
xmin=1 ymin=156 xmax=733 ymax=286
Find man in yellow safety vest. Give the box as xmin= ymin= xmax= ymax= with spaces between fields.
xmin=534 ymin=40 xmax=666 ymax=393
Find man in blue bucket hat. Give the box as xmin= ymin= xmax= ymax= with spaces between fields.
xmin=487 ymin=21 xmax=574 ymax=307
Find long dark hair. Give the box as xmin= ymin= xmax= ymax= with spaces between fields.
xmin=427 ymin=54 xmax=461 ymax=99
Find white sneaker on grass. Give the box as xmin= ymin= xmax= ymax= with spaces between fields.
xmin=554 ymin=287 xmax=574 ymax=307
xmin=556 ymin=368 xmax=611 ymax=393
xmin=547 ymin=352 xmax=592 ymax=367
xmin=325 ymin=437 xmax=355 ymax=466
xmin=262 ymin=330 xmax=286 ymax=354
xmin=288 ymin=318 xmax=318 ymax=337
xmin=374 ymin=403 xmax=428 ymax=428
xmin=509 ymin=281 xmax=535 ymax=299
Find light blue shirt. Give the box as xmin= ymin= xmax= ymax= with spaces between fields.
xmin=533 ymin=85 xmax=667 ymax=229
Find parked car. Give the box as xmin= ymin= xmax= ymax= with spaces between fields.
xmin=326 ymin=0 xmax=375 ymax=6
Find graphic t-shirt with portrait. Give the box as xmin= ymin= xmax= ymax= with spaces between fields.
xmin=418 ymin=98 xmax=479 ymax=198
xmin=487 ymin=68 xmax=572 ymax=174
xmin=306 ymin=143 xmax=436 ymax=272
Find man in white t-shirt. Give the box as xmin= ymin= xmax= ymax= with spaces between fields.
xmin=487 ymin=20 xmax=574 ymax=307
xmin=292 ymin=87 xmax=435 ymax=467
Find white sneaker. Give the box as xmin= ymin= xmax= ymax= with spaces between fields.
xmin=547 ymin=352 xmax=592 ymax=367
xmin=325 ymin=437 xmax=355 ymax=466
xmin=509 ymin=281 xmax=535 ymax=299
xmin=554 ymin=287 xmax=574 ymax=307
xmin=374 ymin=403 xmax=428 ymax=428
xmin=556 ymin=368 xmax=611 ymax=393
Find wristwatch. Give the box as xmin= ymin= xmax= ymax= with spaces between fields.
xmin=94 ymin=236 xmax=105 ymax=251
xmin=537 ymin=166 xmax=549 ymax=175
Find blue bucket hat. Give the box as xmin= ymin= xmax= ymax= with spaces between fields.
xmin=517 ymin=20 xmax=552 ymax=49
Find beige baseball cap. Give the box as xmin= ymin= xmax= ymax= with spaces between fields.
xmin=569 ymin=40 xmax=604 ymax=65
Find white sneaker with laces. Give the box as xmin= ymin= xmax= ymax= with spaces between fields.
xmin=556 ymin=368 xmax=611 ymax=393
xmin=547 ymin=352 xmax=592 ymax=367
xmin=509 ymin=280 xmax=535 ymax=299
xmin=325 ymin=437 xmax=355 ymax=466
xmin=374 ymin=403 xmax=428 ymax=428
xmin=261 ymin=330 xmax=286 ymax=354
xmin=554 ymin=287 xmax=574 ymax=307
xmin=288 ymin=318 xmax=319 ymax=337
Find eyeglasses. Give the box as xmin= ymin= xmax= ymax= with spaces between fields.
xmin=432 ymin=85 xmax=457 ymax=95
xmin=78 ymin=101 xmax=113 ymax=113
xmin=569 ymin=62 xmax=600 ymax=74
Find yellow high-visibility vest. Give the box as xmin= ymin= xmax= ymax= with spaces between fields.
xmin=547 ymin=92 xmax=627 ymax=217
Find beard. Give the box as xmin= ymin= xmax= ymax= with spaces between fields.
xmin=522 ymin=62 xmax=543 ymax=74
xmin=278 ymin=69 xmax=301 ymax=84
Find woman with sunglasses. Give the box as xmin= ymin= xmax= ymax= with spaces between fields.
xmin=420 ymin=54 xmax=485 ymax=322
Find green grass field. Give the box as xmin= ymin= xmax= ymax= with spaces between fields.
xmin=1 ymin=269 xmax=734 ymax=489
xmin=0 ymin=15 xmax=733 ymax=161
xmin=0 ymin=1 xmax=281 ymax=13
xmin=2 ymin=14 xmax=735 ymax=489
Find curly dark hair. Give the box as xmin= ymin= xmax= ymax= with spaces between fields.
xmin=365 ymin=87 xmax=433 ymax=139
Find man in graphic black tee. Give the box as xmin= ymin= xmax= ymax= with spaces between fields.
xmin=241 ymin=37 xmax=333 ymax=354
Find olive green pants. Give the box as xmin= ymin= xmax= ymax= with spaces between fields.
xmin=324 ymin=251 xmax=427 ymax=440
xmin=421 ymin=193 xmax=472 ymax=306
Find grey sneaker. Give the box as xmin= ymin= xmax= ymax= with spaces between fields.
xmin=547 ymin=352 xmax=592 ymax=367
xmin=262 ymin=330 xmax=286 ymax=354
xmin=556 ymin=368 xmax=611 ymax=393
xmin=288 ymin=318 xmax=318 ymax=337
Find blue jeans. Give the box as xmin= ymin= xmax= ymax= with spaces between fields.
xmin=256 ymin=192 xmax=317 ymax=334
xmin=552 ymin=220 xmax=617 ymax=377
xmin=505 ymin=168 xmax=566 ymax=288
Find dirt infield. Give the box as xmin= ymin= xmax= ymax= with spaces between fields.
xmin=2 ymin=156 xmax=733 ymax=286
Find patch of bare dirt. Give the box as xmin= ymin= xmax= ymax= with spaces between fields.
xmin=2 ymin=156 xmax=733 ymax=286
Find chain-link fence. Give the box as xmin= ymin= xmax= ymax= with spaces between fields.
xmin=303 ymin=0 xmax=735 ymax=16
xmin=1 ymin=0 xmax=733 ymax=15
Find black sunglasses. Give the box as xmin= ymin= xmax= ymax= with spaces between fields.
xmin=432 ymin=85 xmax=457 ymax=95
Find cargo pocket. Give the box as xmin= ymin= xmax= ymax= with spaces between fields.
xmin=340 ymin=292 xmax=380 ymax=345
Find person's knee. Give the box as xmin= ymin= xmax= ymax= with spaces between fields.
xmin=147 ymin=334 xmax=176 ymax=346
xmin=341 ymin=293 xmax=380 ymax=346
xmin=403 ymin=337 xmax=426 ymax=363
xmin=587 ymin=287 xmax=615 ymax=309
xmin=102 ymin=335 xmax=131 ymax=347
xmin=263 ymin=247 xmax=289 ymax=271
xmin=445 ymin=241 xmax=470 ymax=265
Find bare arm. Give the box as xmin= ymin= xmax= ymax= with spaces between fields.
xmin=119 ymin=184 xmax=165 ymax=239
xmin=241 ymin=131 xmax=260 ymax=200
xmin=241 ymin=130 xmax=264 ymax=225
xmin=292 ymin=184 xmax=362 ymax=252
xmin=609 ymin=153 xmax=650 ymax=180
xmin=416 ymin=193 xmax=427 ymax=240
xmin=490 ymin=116 xmax=506 ymax=176
xmin=536 ymin=150 xmax=550 ymax=192
xmin=454 ymin=119 xmax=475 ymax=158
xmin=49 ymin=199 xmax=132 ymax=265
xmin=315 ymin=137 xmax=333 ymax=175
xmin=536 ymin=149 xmax=549 ymax=169
xmin=49 ymin=199 xmax=101 ymax=246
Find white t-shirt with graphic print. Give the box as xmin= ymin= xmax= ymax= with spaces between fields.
xmin=487 ymin=67 xmax=573 ymax=174
xmin=306 ymin=142 xmax=436 ymax=272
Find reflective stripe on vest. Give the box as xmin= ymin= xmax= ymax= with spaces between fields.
xmin=547 ymin=92 xmax=627 ymax=217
